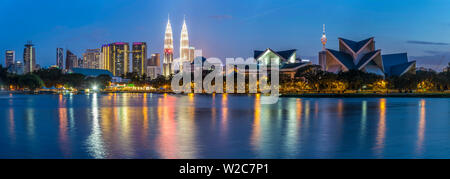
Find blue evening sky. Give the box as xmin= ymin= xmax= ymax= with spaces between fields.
xmin=0 ymin=0 xmax=449 ymax=70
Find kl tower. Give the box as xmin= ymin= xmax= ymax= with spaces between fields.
xmin=319 ymin=24 xmax=328 ymax=70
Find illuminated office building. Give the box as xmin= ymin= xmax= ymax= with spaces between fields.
xmin=83 ymin=49 xmax=101 ymax=69
xmin=101 ymin=44 xmax=111 ymax=70
xmin=56 ymin=48 xmax=64 ymax=69
xmin=149 ymin=53 xmax=161 ymax=67
xmin=78 ymin=58 xmax=84 ymax=68
xmin=23 ymin=42 xmax=36 ymax=73
xmin=132 ymin=42 xmax=147 ymax=75
xmin=5 ymin=50 xmax=15 ymax=68
xmin=146 ymin=53 xmax=161 ymax=79
xmin=189 ymin=47 xmax=195 ymax=64
xmin=11 ymin=61 xmax=24 ymax=74
xmin=65 ymin=50 xmax=78 ymax=70
xmin=101 ymin=42 xmax=130 ymax=76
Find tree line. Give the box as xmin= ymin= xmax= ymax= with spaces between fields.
xmin=0 ymin=66 xmax=111 ymax=91
xmin=283 ymin=63 xmax=450 ymax=93
xmin=1 ymin=62 xmax=449 ymax=93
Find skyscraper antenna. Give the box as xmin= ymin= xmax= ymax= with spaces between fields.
xmin=323 ymin=24 xmax=325 ymax=34
xmin=321 ymin=24 xmax=327 ymax=51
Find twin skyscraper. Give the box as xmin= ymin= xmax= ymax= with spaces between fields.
xmin=163 ymin=16 xmax=195 ymax=77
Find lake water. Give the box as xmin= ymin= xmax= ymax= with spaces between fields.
xmin=0 ymin=93 xmax=449 ymax=159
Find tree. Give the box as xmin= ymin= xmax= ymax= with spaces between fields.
xmin=63 ymin=73 xmax=86 ymax=89
xmin=149 ymin=75 xmax=172 ymax=89
xmin=34 ymin=68 xmax=64 ymax=88
xmin=437 ymin=69 xmax=450 ymax=90
xmin=338 ymin=70 xmax=383 ymax=90
xmin=124 ymin=72 xmax=146 ymax=86
xmin=0 ymin=65 xmax=7 ymax=88
xmin=415 ymin=70 xmax=438 ymax=91
xmin=18 ymin=74 xmax=44 ymax=90
xmin=96 ymin=75 xmax=112 ymax=89
xmin=387 ymin=74 xmax=418 ymax=92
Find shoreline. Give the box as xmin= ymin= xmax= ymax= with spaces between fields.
xmin=280 ymin=93 xmax=450 ymax=98
xmin=2 ymin=90 xmax=450 ymax=98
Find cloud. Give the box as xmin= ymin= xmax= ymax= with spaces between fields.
xmin=406 ymin=40 xmax=449 ymax=45
xmin=410 ymin=51 xmax=450 ymax=71
xmin=424 ymin=50 xmax=444 ymax=55
xmin=209 ymin=15 xmax=233 ymax=20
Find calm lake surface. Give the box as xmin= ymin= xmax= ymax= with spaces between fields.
xmin=0 ymin=93 xmax=449 ymax=159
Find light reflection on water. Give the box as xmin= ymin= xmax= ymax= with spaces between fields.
xmin=0 ymin=93 xmax=449 ymax=159
xmin=417 ymin=99 xmax=426 ymax=155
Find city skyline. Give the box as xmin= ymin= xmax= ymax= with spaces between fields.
xmin=1 ymin=0 xmax=450 ymax=71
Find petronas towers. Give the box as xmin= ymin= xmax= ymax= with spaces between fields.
xmin=163 ymin=15 xmax=195 ymax=77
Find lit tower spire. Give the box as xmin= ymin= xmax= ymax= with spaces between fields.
xmin=163 ymin=15 xmax=174 ymax=76
xmin=180 ymin=15 xmax=190 ymax=66
xmin=321 ymin=24 xmax=327 ymax=51
xmin=164 ymin=16 xmax=174 ymax=50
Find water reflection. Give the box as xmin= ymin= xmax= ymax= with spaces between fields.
xmin=284 ymin=99 xmax=300 ymax=156
xmin=221 ymin=94 xmax=228 ymax=136
xmin=58 ymin=95 xmax=71 ymax=157
xmin=176 ymin=94 xmax=198 ymax=158
xmin=252 ymin=97 xmax=304 ymax=158
xmin=375 ymin=98 xmax=386 ymax=156
xmin=86 ymin=93 xmax=107 ymax=158
xmin=251 ymin=94 xmax=261 ymax=155
xmin=141 ymin=93 xmax=149 ymax=148
xmin=25 ymin=108 xmax=35 ymax=140
xmin=211 ymin=94 xmax=217 ymax=127
xmin=118 ymin=94 xmax=134 ymax=157
xmin=360 ymin=101 xmax=367 ymax=140
xmin=417 ymin=99 xmax=426 ymax=154
xmin=8 ymin=107 xmax=15 ymax=144
xmin=305 ymin=100 xmax=310 ymax=121
xmin=1 ymin=94 xmax=448 ymax=159
xmin=156 ymin=94 xmax=178 ymax=158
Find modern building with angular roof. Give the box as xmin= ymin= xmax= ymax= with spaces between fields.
xmin=319 ymin=37 xmax=416 ymax=77
xmin=254 ymin=48 xmax=311 ymax=79
xmin=254 ymin=48 xmax=298 ymax=65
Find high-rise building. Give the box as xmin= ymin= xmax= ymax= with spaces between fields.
xmin=23 ymin=42 xmax=36 ymax=73
xmin=65 ymin=50 xmax=78 ymax=70
xmin=146 ymin=53 xmax=161 ymax=79
xmin=179 ymin=17 xmax=190 ymax=72
xmin=78 ymin=57 xmax=84 ymax=68
xmin=83 ymin=49 xmax=101 ymax=69
xmin=189 ymin=47 xmax=195 ymax=64
xmin=101 ymin=44 xmax=111 ymax=71
xmin=9 ymin=61 xmax=24 ymax=74
xmin=147 ymin=66 xmax=161 ymax=80
xmin=163 ymin=17 xmax=174 ymax=77
xmin=5 ymin=50 xmax=15 ymax=68
xmin=150 ymin=53 xmax=161 ymax=67
xmin=56 ymin=48 xmax=64 ymax=69
xmin=101 ymin=42 xmax=130 ymax=76
xmin=132 ymin=42 xmax=147 ymax=75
